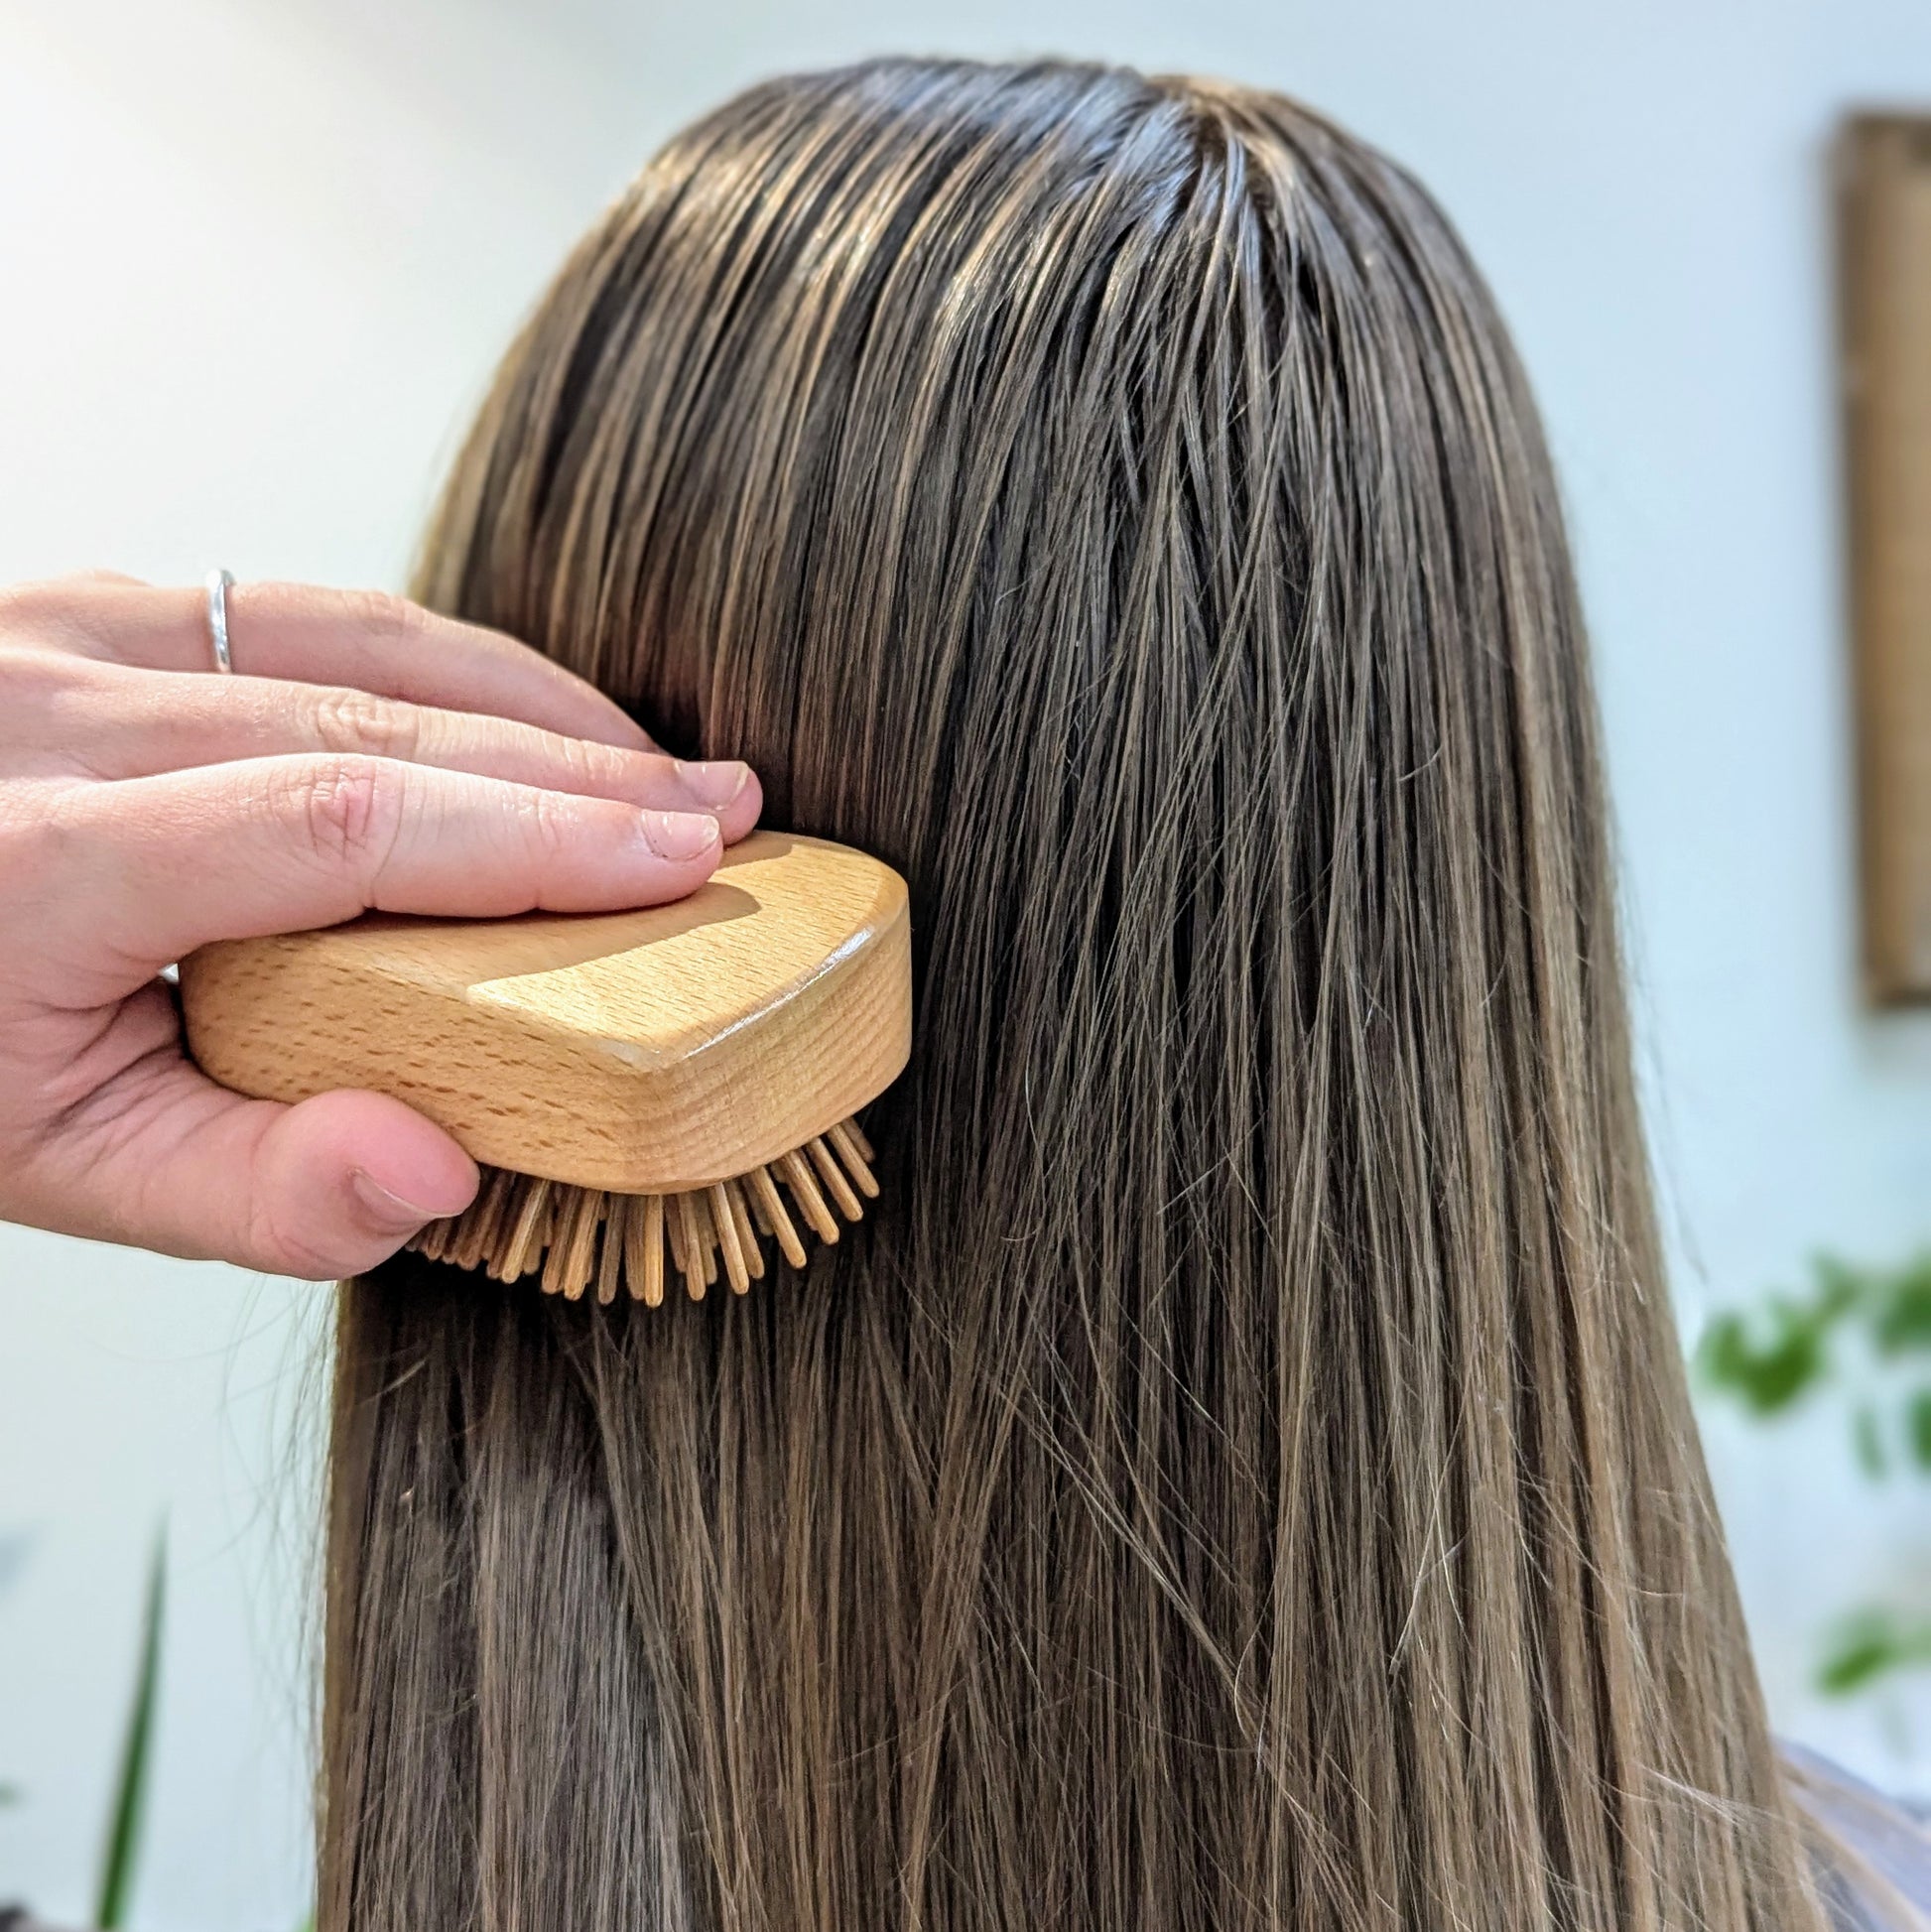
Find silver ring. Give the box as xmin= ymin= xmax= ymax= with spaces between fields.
xmin=204 ymin=568 xmax=236 ymax=674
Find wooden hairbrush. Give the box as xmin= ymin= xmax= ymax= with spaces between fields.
xmin=178 ymin=832 xmax=911 ymax=1305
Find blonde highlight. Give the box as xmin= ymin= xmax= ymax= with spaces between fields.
xmin=323 ymin=60 xmax=1833 ymax=1932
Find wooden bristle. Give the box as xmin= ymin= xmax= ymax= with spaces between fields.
xmin=543 ymin=1185 xmax=600 ymax=1299
xmin=675 ymin=1191 xmax=706 ymax=1301
xmin=415 ymin=1208 xmax=455 ymax=1266
xmin=709 ymin=1182 xmax=749 ymax=1295
xmin=595 ymin=1195 xmax=627 ymax=1306
xmin=530 ymin=1183 xmax=559 ymax=1258
xmin=434 ymin=1215 xmax=466 ymax=1262
xmin=665 ymin=1186 xmax=689 ymax=1277
xmin=455 ymin=1167 xmax=516 ymax=1271
xmin=745 ymin=1170 xmax=775 ymax=1234
xmin=545 ymin=1182 xmax=579 ymax=1290
xmin=698 ymin=1194 xmax=719 ymax=1288
xmin=723 ymin=1177 xmax=764 ymax=1279
xmin=807 ymin=1134 xmax=863 ymax=1223
xmin=827 ymin=1119 xmax=878 ymax=1198
xmin=749 ymin=1163 xmax=807 ymax=1268
xmin=779 ymin=1147 xmax=839 ymax=1244
xmin=493 ymin=1176 xmax=552 ymax=1282
xmin=406 ymin=1111 xmax=882 ymax=1303
xmin=633 ymin=1193 xmax=665 ymax=1308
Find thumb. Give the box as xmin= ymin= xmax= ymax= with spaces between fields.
xmin=237 ymin=1087 xmax=482 ymax=1277
xmin=54 ymin=1059 xmax=479 ymax=1278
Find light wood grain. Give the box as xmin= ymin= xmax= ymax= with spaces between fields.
xmin=180 ymin=832 xmax=913 ymax=1189
xmin=1841 ymin=116 xmax=1931 ymax=1002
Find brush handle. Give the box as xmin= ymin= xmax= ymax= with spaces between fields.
xmin=179 ymin=832 xmax=911 ymax=1192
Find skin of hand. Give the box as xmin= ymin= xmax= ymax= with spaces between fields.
xmin=0 ymin=573 xmax=762 ymax=1279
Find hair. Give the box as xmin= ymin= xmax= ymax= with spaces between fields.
xmin=322 ymin=58 xmax=1834 ymax=1932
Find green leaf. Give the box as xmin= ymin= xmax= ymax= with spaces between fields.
xmin=0 ymin=1780 xmax=21 ymax=1806
xmin=1873 ymin=1255 xmax=1931 ymax=1356
xmin=1908 ymin=1388 xmax=1931 ymax=1472
xmin=1819 ymin=1626 xmax=1899 ymax=1695
xmin=94 ymin=1526 xmax=166 ymax=1931
xmin=1817 ymin=1609 xmax=1931 ymax=1697
xmin=1697 ymin=1308 xmax=1832 ymax=1414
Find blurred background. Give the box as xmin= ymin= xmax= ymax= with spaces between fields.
xmin=1 ymin=0 xmax=1928 ymax=1924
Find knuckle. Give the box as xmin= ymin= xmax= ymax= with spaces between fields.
xmin=0 ymin=578 xmax=80 ymax=639
xmin=0 ymin=654 xmax=131 ymax=782
xmin=552 ymin=729 xmax=619 ymax=794
xmin=282 ymin=756 xmax=401 ymax=873
xmin=0 ymin=779 xmax=93 ymax=951
xmin=338 ymin=586 xmax=430 ymax=648
xmin=0 ymin=779 xmax=75 ymax=892
xmin=0 ymin=641 xmax=82 ymax=708
xmin=523 ymin=785 xmax=585 ymax=863
xmin=312 ymin=686 xmax=419 ymax=763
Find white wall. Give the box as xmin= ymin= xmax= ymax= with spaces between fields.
xmin=1 ymin=0 xmax=1927 ymax=1923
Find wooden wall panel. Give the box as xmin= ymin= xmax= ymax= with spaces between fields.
xmin=1841 ymin=114 xmax=1931 ymax=1003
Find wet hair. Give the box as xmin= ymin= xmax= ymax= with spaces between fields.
xmin=322 ymin=58 xmax=1832 ymax=1932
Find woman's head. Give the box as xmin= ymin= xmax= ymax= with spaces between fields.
xmin=325 ymin=60 xmax=1826 ymax=1931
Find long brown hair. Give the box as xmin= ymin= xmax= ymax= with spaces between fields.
xmin=322 ymin=60 xmax=1831 ymax=1931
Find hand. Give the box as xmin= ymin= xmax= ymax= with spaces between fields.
xmin=0 ymin=573 xmax=761 ymax=1279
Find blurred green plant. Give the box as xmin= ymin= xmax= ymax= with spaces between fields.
xmin=4 ymin=1528 xmax=314 ymax=1932
xmin=93 ymin=1528 xmax=166 ymax=1931
xmin=1817 ymin=1609 xmax=1931 ymax=1696
xmin=1697 ymin=1249 xmax=1931 ymax=1698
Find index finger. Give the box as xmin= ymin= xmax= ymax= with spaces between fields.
xmin=18 ymin=575 xmax=653 ymax=751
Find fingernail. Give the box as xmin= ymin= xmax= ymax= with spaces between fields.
xmin=641 ymin=809 xmax=721 ymax=862
xmin=350 ymin=1169 xmax=438 ymax=1231
xmin=672 ymin=758 xmax=750 ymax=809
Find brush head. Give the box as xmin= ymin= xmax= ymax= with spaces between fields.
xmin=179 ymin=832 xmax=912 ymax=1194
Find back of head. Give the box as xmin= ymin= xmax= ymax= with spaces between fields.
xmin=324 ymin=59 xmax=1828 ymax=1932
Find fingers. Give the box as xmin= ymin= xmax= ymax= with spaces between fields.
xmin=45 ymin=663 xmax=760 ymax=840
xmin=27 ymin=998 xmax=480 ymax=1275
xmin=7 ymin=574 xmax=652 ymax=751
xmin=62 ymin=753 xmax=727 ymax=977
